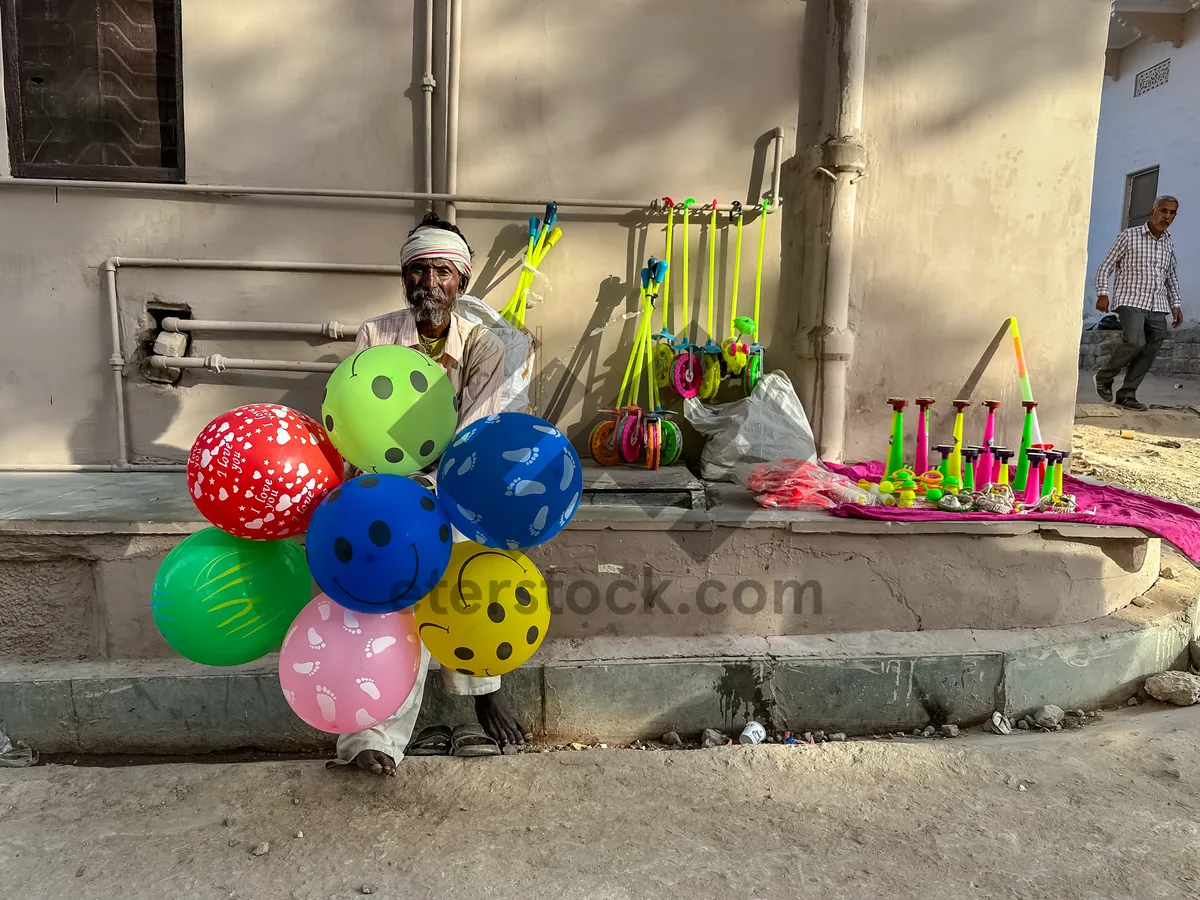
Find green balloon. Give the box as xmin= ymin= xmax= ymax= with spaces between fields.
xmin=321 ymin=345 xmax=457 ymax=475
xmin=152 ymin=528 xmax=312 ymax=666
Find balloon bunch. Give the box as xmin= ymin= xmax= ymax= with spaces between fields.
xmin=152 ymin=343 xmax=583 ymax=736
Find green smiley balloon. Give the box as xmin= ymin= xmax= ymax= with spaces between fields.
xmin=321 ymin=345 xmax=458 ymax=475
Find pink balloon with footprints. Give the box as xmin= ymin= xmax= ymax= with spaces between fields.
xmin=278 ymin=594 xmax=421 ymax=734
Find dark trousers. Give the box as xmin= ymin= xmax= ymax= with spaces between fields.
xmin=1096 ymin=306 xmax=1169 ymax=401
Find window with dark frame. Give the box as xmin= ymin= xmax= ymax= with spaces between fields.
xmin=2 ymin=0 xmax=184 ymax=183
xmin=1125 ymin=166 xmax=1160 ymax=230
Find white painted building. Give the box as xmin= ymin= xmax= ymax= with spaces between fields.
xmin=1086 ymin=1 xmax=1200 ymax=323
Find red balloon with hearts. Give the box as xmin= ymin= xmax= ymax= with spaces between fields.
xmin=187 ymin=404 xmax=343 ymax=540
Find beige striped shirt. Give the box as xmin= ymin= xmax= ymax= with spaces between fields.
xmin=355 ymin=308 xmax=505 ymax=429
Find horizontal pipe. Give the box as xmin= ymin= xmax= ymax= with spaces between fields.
xmin=150 ymin=354 xmax=337 ymax=374
xmin=162 ymin=318 xmax=355 ymax=339
xmin=0 ymin=463 xmax=185 ymax=472
xmin=115 ymin=257 xmax=406 ymax=275
xmin=0 ymin=128 xmax=785 ymax=215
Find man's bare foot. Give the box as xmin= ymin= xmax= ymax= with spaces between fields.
xmin=353 ymin=749 xmax=396 ymax=776
xmin=475 ymin=691 xmax=531 ymax=747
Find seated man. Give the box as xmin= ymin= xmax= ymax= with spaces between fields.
xmin=333 ymin=212 xmax=528 ymax=776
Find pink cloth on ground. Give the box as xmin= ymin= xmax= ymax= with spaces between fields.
xmin=825 ymin=460 xmax=1200 ymax=563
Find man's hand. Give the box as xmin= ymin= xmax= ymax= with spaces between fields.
xmin=1173 ymin=308 xmax=1184 ymax=328
xmin=1096 ymin=295 xmax=1110 ymax=313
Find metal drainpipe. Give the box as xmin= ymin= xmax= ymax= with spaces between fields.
xmin=444 ymin=0 xmax=463 ymax=224
xmin=422 ymin=0 xmax=437 ymax=202
xmin=162 ymin=318 xmax=354 ymax=338
xmin=814 ymin=0 xmax=868 ymax=462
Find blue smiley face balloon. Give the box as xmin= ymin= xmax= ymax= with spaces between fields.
xmin=306 ymin=473 xmax=453 ymax=613
xmin=436 ymin=412 xmax=583 ymax=550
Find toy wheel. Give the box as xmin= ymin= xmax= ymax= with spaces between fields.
xmin=743 ymin=353 xmax=763 ymax=396
xmin=653 ymin=343 xmax=674 ymax=388
xmin=589 ymin=420 xmax=620 ymax=466
xmin=699 ymin=354 xmax=722 ymax=400
xmin=670 ymin=352 xmax=702 ymax=399
xmin=644 ymin=419 xmax=662 ymax=470
xmin=661 ymin=419 xmax=683 ymax=466
xmin=617 ymin=415 xmax=643 ymax=463
xmin=722 ymin=337 xmax=747 ymax=375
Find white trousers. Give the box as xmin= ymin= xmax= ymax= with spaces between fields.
xmin=331 ymin=523 xmax=501 ymax=764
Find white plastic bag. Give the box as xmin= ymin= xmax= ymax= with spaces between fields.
xmin=684 ymin=371 xmax=818 ymax=481
xmin=455 ymin=294 xmax=535 ymax=413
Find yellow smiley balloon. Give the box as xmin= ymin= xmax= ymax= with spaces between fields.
xmin=413 ymin=542 xmax=550 ymax=678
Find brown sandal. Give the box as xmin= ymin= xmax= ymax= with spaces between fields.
xmin=451 ymin=723 xmax=501 ymax=758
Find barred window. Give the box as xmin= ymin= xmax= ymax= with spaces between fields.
xmin=2 ymin=0 xmax=184 ymax=182
xmin=1134 ymin=59 xmax=1170 ymax=97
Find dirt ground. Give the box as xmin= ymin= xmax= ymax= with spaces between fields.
xmin=2 ymin=707 xmax=1199 ymax=900
xmin=1073 ymin=371 xmax=1200 ymax=507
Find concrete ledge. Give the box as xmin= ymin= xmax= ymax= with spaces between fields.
xmin=4 ymin=582 xmax=1194 ymax=754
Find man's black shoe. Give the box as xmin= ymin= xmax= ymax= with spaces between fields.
xmin=1093 ymin=372 xmax=1113 ymax=403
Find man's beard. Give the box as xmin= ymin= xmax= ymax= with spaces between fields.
xmin=408 ymin=285 xmax=452 ymax=329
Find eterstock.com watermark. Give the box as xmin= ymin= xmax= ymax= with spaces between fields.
xmin=424 ymin=567 xmax=823 ymax=617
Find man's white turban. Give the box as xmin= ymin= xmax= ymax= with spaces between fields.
xmin=400 ymin=225 xmax=472 ymax=278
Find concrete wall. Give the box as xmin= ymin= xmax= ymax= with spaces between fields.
xmin=0 ymin=0 xmax=799 ymax=467
xmin=0 ymin=0 xmax=1109 ymax=468
xmin=1085 ymin=15 xmax=1199 ymax=326
xmin=789 ymin=0 xmax=1110 ymax=463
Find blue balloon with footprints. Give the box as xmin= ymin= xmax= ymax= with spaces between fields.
xmin=436 ymin=412 xmax=583 ymax=549
xmin=305 ymin=473 xmax=453 ymax=614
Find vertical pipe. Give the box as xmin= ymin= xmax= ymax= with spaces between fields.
xmin=104 ymin=261 xmax=131 ymax=469
xmin=815 ymin=0 xmax=868 ymax=462
xmin=422 ymin=0 xmax=437 ymax=201
xmin=444 ymin=0 xmax=463 ymax=224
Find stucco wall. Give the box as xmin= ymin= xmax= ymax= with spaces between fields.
xmin=0 ymin=0 xmax=1108 ymax=468
xmin=1086 ymin=14 xmax=1198 ymax=326
xmin=0 ymin=0 xmax=799 ymax=467
xmin=789 ymin=0 xmax=1110 ymax=463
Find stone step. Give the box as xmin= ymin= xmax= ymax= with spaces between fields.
xmin=3 ymin=579 xmax=1194 ymax=755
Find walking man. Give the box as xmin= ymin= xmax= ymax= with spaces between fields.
xmin=1093 ymin=195 xmax=1184 ymax=410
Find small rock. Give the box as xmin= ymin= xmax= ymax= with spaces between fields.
xmin=252 ymin=842 xmax=270 ymax=857
xmin=660 ymin=731 xmax=683 ymax=748
xmin=75 ymin=866 xmax=85 ymax=878
xmin=1190 ymin=640 xmax=1200 ymax=670
xmin=813 ymin=731 xmax=827 ymax=743
xmin=701 ymin=728 xmax=726 ymax=749
xmin=922 ymin=726 xmax=936 ymax=738
xmin=293 ymin=798 xmax=300 ymax=806
xmin=227 ymin=839 xmax=238 ymax=848
xmin=940 ymin=724 xmax=960 ymax=738
xmin=1155 ymin=439 xmax=1183 ymax=449
xmin=1054 ymin=724 xmax=1062 ymax=731
xmin=295 ymin=831 xmax=304 ymax=839
xmin=912 ymin=728 xmax=923 ymax=736
xmin=1145 ymin=671 xmax=1200 ymax=706
xmin=1127 ymin=696 xmax=1141 ymax=707
xmin=1072 ymin=709 xmax=1085 ymax=719
xmin=502 ymin=744 xmax=518 ymax=756
xmin=1033 ymin=705 xmax=1065 ymax=729
xmin=990 ymin=712 xmax=1012 ymax=735
xmin=893 ymin=732 xmax=906 ymax=739
xmin=1161 ymin=566 xmax=1178 ymax=579
xmin=1023 ymin=715 xmax=1036 ymax=727
xmin=1131 ymin=596 xmax=1152 ymax=608
xmin=598 ymin=743 xmax=608 ymax=749
xmin=223 ymin=817 xmax=235 ymax=827
xmin=1016 ymin=719 xmax=1029 ymax=730
xmin=830 ymin=733 xmax=847 ymax=742
xmin=361 ymin=886 xmax=376 ymax=895
xmin=1018 ymin=783 xmax=1027 ymax=792
xmin=569 ymin=742 xmax=586 ymax=751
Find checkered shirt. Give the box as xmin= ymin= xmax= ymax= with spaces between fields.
xmin=1093 ymin=223 xmax=1182 ymax=313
